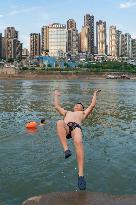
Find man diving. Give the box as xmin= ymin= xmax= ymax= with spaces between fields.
xmin=54 ymin=89 xmax=101 ymax=190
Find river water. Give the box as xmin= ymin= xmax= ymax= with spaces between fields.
xmin=0 ymin=80 xmax=136 ymax=205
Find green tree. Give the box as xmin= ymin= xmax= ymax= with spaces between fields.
xmin=22 ymin=66 xmax=29 ymax=70
xmin=7 ymin=58 xmax=14 ymax=63
xmin=48 ymin=64 xmax=51 ymax=68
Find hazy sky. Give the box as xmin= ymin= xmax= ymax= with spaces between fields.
xmin=0 ymin=0 xmax=136 ymax=48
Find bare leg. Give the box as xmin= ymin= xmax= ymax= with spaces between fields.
xmin=72 ymin=128 xmax=84 ymax=176
xmin=56 ymin=120 xmax=68 ymax=152
xmin=72 ymin=128 xmax=86 ymax=190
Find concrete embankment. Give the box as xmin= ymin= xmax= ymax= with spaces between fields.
xmin=22 ymin=192 xmax=136 ymax=205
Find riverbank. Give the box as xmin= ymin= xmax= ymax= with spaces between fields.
xmin=0 ymin=71 xmax=136 ymax=80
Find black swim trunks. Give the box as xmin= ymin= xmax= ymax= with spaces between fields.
xmin=66 ymin=122 xmax=82 ymax=139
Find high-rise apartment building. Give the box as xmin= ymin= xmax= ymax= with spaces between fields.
xmin=131 ymin=39 xmax=136 ymax=59
xmin=116 ymin=30 xmax=122 ymax=58
xmin=67 ymin=19 xmax=78 ymax=56
xmin=121 ymin=33 xmax=131 ymax=58
xmin=41 ymin=26 xmax=49 ymax=55
xmin=109 ymin=26 xmax=117 ymax=58
xmin=67 ymin=29 xmax=78 ymax=56
xmin=30 ymin=33 xmax=41 ymax=57
xmin=125 ymin=33 xmax=132 ymax=58
xmin=96 ymin=20 xmax=107 ymax=55
xmin=5 ymin=27 xmax=18 ymax=39
xmin=78 ymin=33 xmax=81 ymax=52
xmin=41 ymin=23 xmax=67 ymax=58
xmin=6 ymin=37 xmax=22 ymax=60
xmin=2 ymin=37 xmax=6 ymax=59
xmin=48 ymin=23 xmax=67 ymax=58
xmin=120 ymin=34 xmax=125 ymax=57
xmin=22 ymin=48 xmax=29 ymax=57
xmin=80 ymin=26 xmax=90 ymax=52
xmin=0 ymin=33 xmax=2 ymax=59
xmin=4 ymin=27 xmax=22 ymax=60
xmin=16 ymin=40 xmax=22 ymax=60
xmin=84 ymin=14 xmax=94 ymax=54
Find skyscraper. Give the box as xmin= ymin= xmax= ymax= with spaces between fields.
xmin=131 ymin=39 xmax=136 ymax=59
xmin=109 ymin=26 xmax=117 ymax=58
xmin=125 ymin=33 xmax=132 ymax=58
xmin=121 ymin=33 xmax=131 ymax=58
xmin=78 ymin=33 xmax=81 ymax=53
xmin=120 ymin=34 xmax=125 ymax=57
xmin=41 ymin=23 xmax=67 ymax=58
xmin=80 ymin=26 xmax=90 ymax=53
xmin=5 ymin=27 xmax=18 ymax=39
xmin=2 ymin=37 xmax=6 ymax=59
xmin=41 ymin=26 xmax=49 ymax=55
xmin=48 ymin=23 xmax=67 ymax=58
xmin=116 ymin=30 xmax=122 ymax=57
xmin=67 ymin=19 xmax=78 ymax=57
xmin=4 ymin=27 xmax=22 ymax=60
xmin=84 ymin=14 xmax=94 ymax=54
xmin=16 ymin=40 xmax=23 ymax=60
xmin=30 ymin=33 xmax=41 ymax=57
xmin=0 ymin=33 xmax=2 ymax=59
xmin=96 ymin=20 xmax=107 ymax=55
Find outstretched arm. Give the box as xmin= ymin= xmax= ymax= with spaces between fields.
xmin=83 ymin=89 xmax=101 ymax=119
xmin=54 ymin=90 xmax=67 ymax=116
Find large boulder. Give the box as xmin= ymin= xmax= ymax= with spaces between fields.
xmin=22 ymin=192 xmax=136 ymax=205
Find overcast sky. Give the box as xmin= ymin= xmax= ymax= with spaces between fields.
xmin=0 ymin=0 xmax=136 ymax=48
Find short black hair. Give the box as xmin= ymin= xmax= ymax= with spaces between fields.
xmin=41 ymin=118 xmax=45 ymax=123
xmin=77 ymin=102 xmax=84 ymax=110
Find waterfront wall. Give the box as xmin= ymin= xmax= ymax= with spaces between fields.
xmin=22 ymin=192 xmax=136 ymax=205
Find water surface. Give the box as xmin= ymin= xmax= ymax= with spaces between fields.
xmin=0 ymin=80 xmax=136 ymax=205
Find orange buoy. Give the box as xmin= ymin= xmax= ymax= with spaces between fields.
xmin=26 ymin=127 xmax=38 ymax=134
xmin=26 ymin=121 xmax=38 ymax=129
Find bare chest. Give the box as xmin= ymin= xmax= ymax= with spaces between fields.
xmin=64 ymin=111 xmax=84 ymax=123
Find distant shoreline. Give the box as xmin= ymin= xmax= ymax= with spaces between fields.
xmin=0 ymin=73 xmax=106 ymax=80
xmin=0 ymin=71 xmax=136 ymax=80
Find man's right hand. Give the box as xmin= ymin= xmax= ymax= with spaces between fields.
xmin=94 ymin=89 xmax=101 ymax=95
